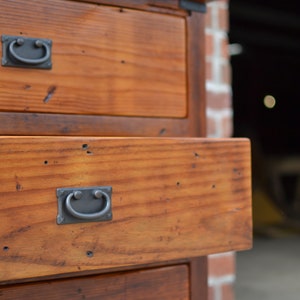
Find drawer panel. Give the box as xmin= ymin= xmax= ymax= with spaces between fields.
xmin=0 ymin=137 xmax=252 ymax=282
xmin=0 ymin=0 xmax=186 ymax=118
xmin=0 ymin=265 xmax=189 ymax=299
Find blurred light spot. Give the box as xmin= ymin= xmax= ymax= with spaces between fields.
xmin=263 ymin=95 xmax=276 ymax=109
xmin=229 ymin=43 xmax=243 ymax=56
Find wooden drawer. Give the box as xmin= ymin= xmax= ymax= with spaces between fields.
xmin=0 ymin=265 xmax=189 ymax=300
xmin=0 ymin=1 xmax=206 ymax=138
xmin=0 ymin=136 xmax=252 ymax=283
xmin=0 ymin=0 xmax=186 ymax=118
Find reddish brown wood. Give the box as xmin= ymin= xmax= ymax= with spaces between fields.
xmin=0 ymin=137 xmax=252 ymax=282
xmin=0 ymin=112 xmax=185 ymax=137
xmin=190 ymin=257 xmax=208 ymax=300
xmin=75 ymin=0 xmax=210 ymax=13
xmin=186 ymin=12 xmax=207 ymax=137
xmin=0 ymin=265 xmax=189 ymax=299
xmin=0 ymin=0 xmax=187 ymax=118
xmin=0 ymin=12 xmax=206 ymax=137
xmin=73 ymin=0 xmax=188 ymax=16
xmin=0 ymin=1 xmax=250 ymax=299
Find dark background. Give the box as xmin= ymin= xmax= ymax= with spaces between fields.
xmin=229 ymin=0 xmax=300 ymax=156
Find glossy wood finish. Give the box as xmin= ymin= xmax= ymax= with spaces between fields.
xmin=0 ymin=1 xmax=251 ymax=298
xmin=0 ymin=0 xmax=186 ymax=118
xmin=76 ymin=0 xmax=210 ymax=14
xmin=0 ymin=10 xmax=206 ymax=137
xmin=74 ymin=0 xmax=189 ymax=16
xmin=0 ymin=265 xmax=189 ymax=299
xmin=0 ymin=137 xmax=252 ymax=282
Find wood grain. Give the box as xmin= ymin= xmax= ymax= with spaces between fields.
xmin=73 ymin=0 xmax=189 ymax=16
xmin=0 ymin=110 xmax=193 ymax=137
xmin=0 ymin=137 xmax=252 ymax=282
xmin=75 ymin=0 xmax=209 ymax=13
xmin=0 ymin=12 xmax=206 ymax=137
xmin=0 ymin=0 xmax=186 ymax=118
xmin=0 ymin=265 xmax=189 ymax=299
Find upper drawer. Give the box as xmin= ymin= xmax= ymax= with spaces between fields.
xmin=0 ymin=0 xmax=186 ymax=118
xmin=0 ymin=137 xmax=252 ymax=282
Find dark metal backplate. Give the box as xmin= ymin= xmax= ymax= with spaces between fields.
xmin=56 ymin=186 xmax=112 ymax=225
xmin=2 ymin=34 xmax=52 ymax=69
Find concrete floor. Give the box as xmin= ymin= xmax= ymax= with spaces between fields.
xmin=235 ymin=235 xmax=300 ymax=300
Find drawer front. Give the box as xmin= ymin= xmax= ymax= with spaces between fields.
xmin=0 ymin=265 xmax=189 ymax=300
xmin=0 ymin=137 xmax=252 ymax=282
xmin=0 ymin=0 xmax=186 ymax=118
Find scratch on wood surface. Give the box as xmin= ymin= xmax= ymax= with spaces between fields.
xmin=15 ymin=175 xmax=23 ymax=191
xmin=43 ymin=85 xmax=57 ymax=103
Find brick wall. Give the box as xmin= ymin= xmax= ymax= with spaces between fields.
xmin=205 ymin=1 xmax=236 ymax=300
xmin=205 ymin=0 xmax=232 ymax=138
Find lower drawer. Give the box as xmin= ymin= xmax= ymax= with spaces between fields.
xmin=0 ymin=136 xmax=252 ymax=282
xmin=0 ymin=265 xmax=189 ymax=300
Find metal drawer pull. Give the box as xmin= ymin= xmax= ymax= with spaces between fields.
xmin=56 ymin=186 xmax=112 ymax=225
xmin=9 ymin=38 xmax=51 ymax=65
xmin=66 ymin=190 xmax=111 ymax=220
xmin=2 ymin=35 xmax=52 ymax=69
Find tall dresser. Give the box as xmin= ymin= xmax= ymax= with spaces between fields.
xmin=0 ymin=1 xmax=252 ymax=299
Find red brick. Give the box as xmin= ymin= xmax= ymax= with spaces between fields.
xmin=208 ymin=253 xmax=235 ymax=277
xmin=205 ymin=60 xmax=213 ymax=81
xmin=221 ymin=63 xmax=232 ymax=85
xmin=208 ymin=283 xmax=235 ymax=300
xmin=219 ymin=6 xmax=229 ymax=31
xmin=208 ymin=286 xmax=216 ymax=300
xmin=222 ymin=114 xmax=233 ymax=137
xmin=206 ymin=115 xmax=217 ymax=136
xmin=220 ymin=35 xmax=229 ymax=59
xmin=206 ymin=91 xmax=231 ymax=110
xmin=206 ymin=2 xmax=235 ymax=297
xmin=222 ymin=282 xmax=235 ymax=300
xmin=205 ymin=33 xmax=214 ymax=58
xmin=205 ymin=5 xmax=213 ymax=28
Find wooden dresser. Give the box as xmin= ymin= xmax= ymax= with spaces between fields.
xmin=0 ymin=1 xmax=252 ymax=299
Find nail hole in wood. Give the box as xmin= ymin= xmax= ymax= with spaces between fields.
xmin=86 ymin=251 xmax=93 ymax=258
xmin=159 ymin=128 xmax=166 ymax=135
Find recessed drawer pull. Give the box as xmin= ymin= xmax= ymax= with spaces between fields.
xmin=56 ymin=186 xmax=113 ymax=225
xmin=66 ymin=190 xmax=111 ymax=220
